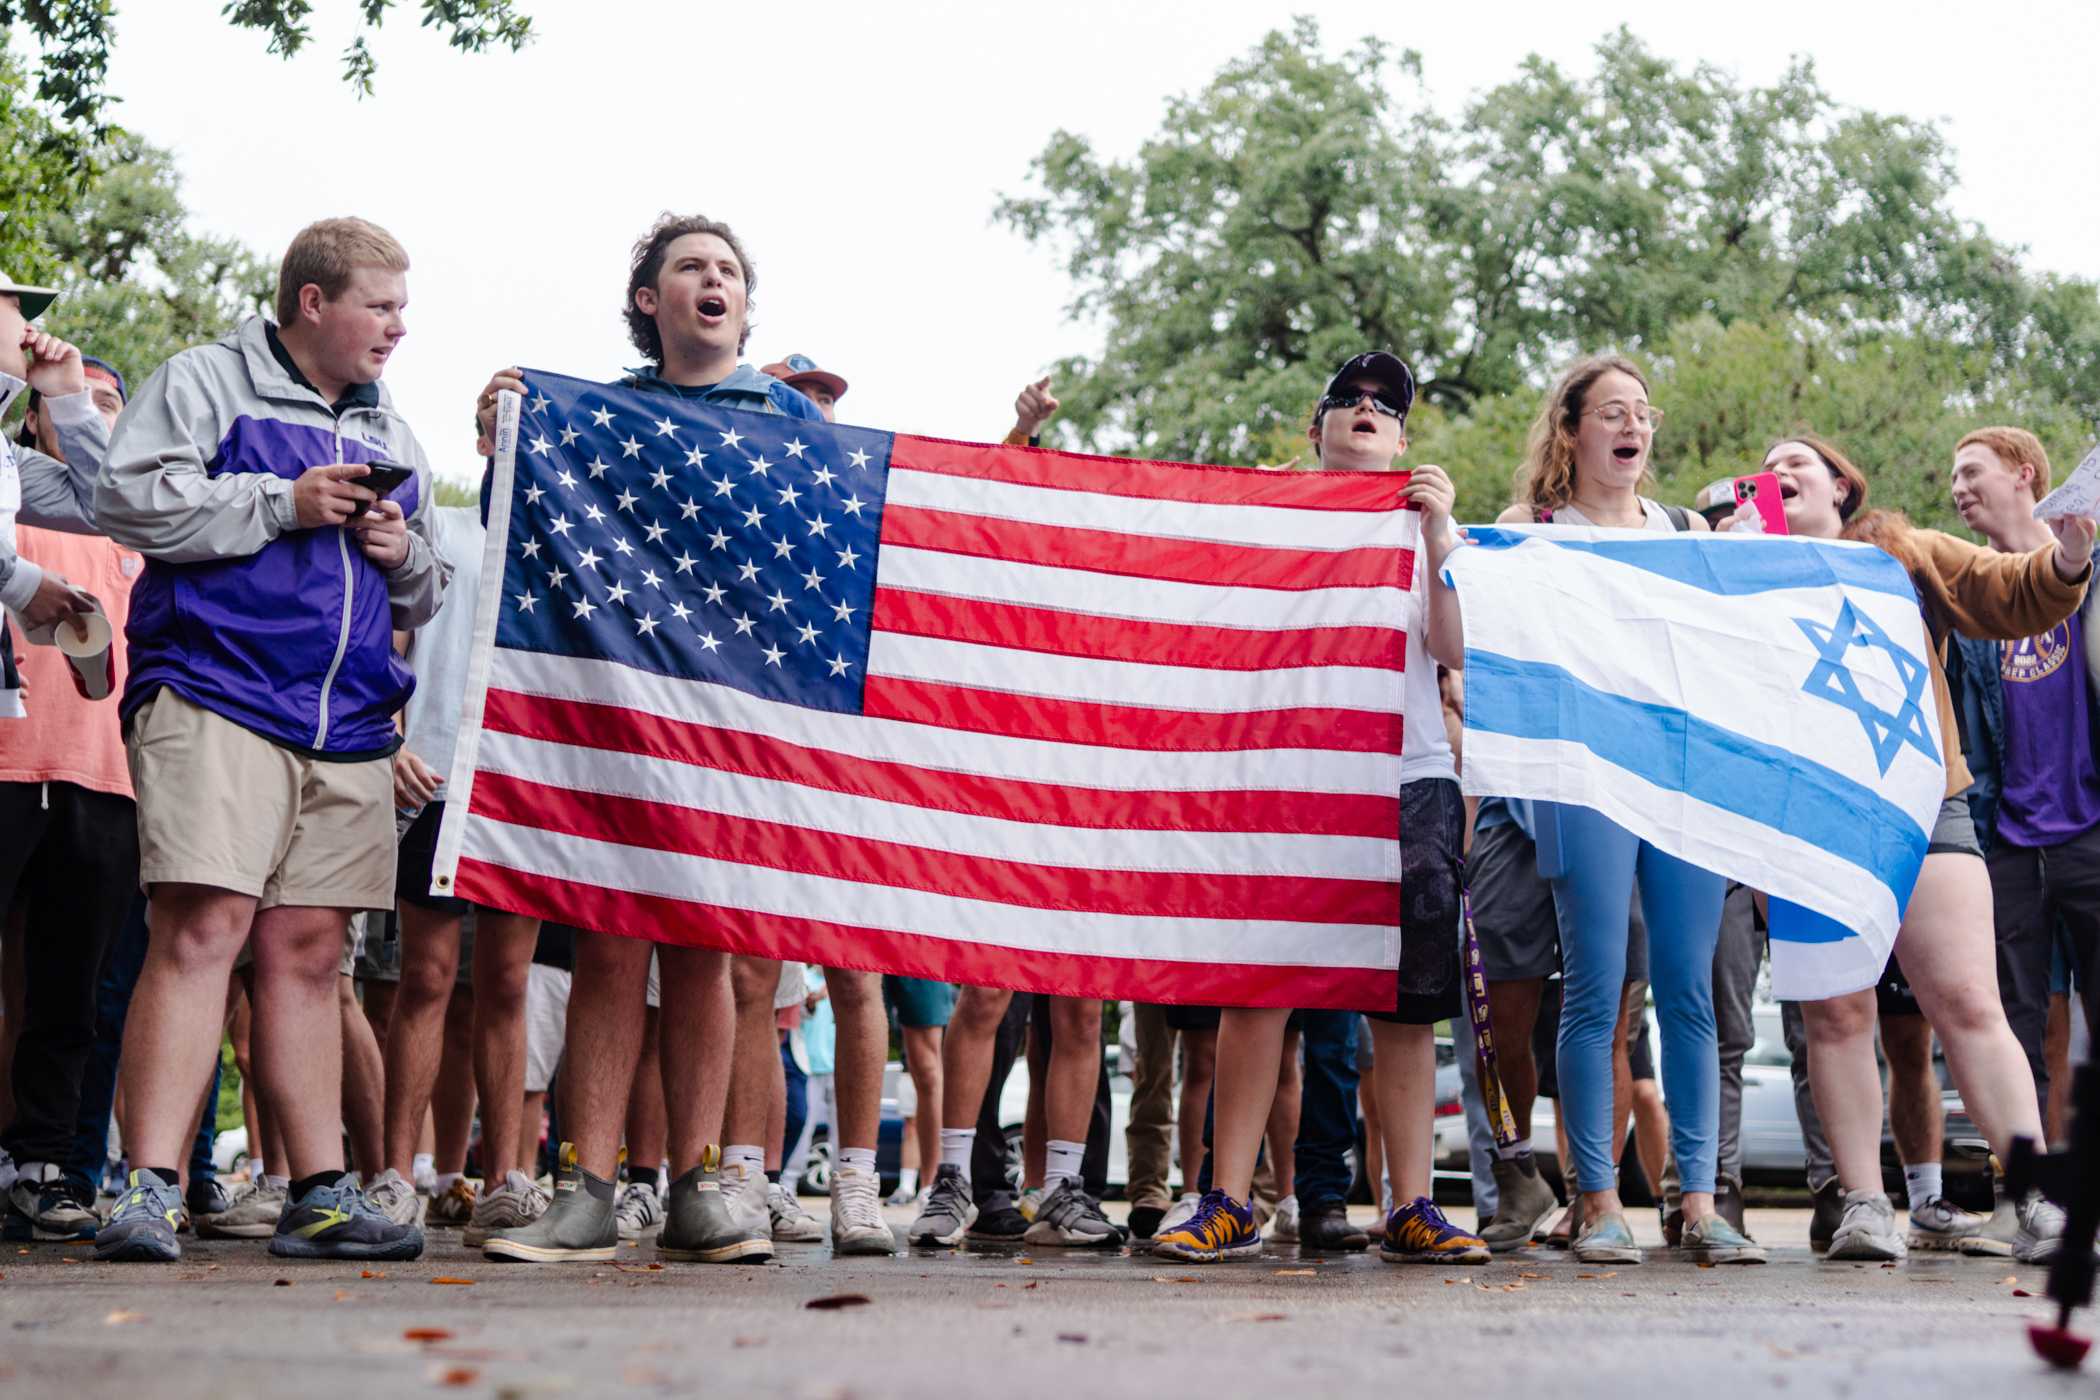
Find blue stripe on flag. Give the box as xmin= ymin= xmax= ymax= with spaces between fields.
xmin=1766 ymin=899 xmax=1857 ymax=946
xmin=1456 ymin=528 xmax=1919 ymax=603
xmin=1463 ymin=648 xmax=1927 ymax=904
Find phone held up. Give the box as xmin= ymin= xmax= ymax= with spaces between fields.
xmin=347 ymin=459 xmax=415 ymax=520
xmin=1731 ymin=471 xmax=1789 ymax=535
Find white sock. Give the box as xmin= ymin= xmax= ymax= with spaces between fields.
xmin=251 ymin=1160 xmax=267 ymax=1182
xmin=263 ymin=1174 xmax=289 ymax=1192
xmin=724 ymin=1144 xmax=763 ymax=1180
xmin=1044 ymin=1139 xmax=1085 ymax=1192
xmin=896 ymin=1167 xmax=919 ymax=1193
xmin=938 ymin=1127 xmax=976 ymax=1184
xmin=839 ymin=1147 xmax=876 ymax=1178
xmin=412 ymin=1151 xmax=435 ymax=1178
xmin=1904 ymin=1162 xmax=1943 ymax=1207
xmin=1496 ymin=1136 xmax=1534 ymax=1161
xmin=655 ymin=1164 xmax=669 ymax=1196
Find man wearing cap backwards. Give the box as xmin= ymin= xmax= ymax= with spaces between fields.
xmin=1153 ymin=352 xmax=1490 ymax=1265
xmin=762 ymin=353 xmax=848 ymax=422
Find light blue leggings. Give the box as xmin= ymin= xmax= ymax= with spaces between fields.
xmin=1544 ymin=803 xmax=1726 ymax=1196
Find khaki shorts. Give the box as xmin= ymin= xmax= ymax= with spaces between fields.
xmin=127 ymin=689 xmax=397 ymax=913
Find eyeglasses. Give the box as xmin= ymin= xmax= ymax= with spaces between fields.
xmin=1584 ymin=402 xmax=1665 ymax=431
xmin=1319 ymin=390 xmax=1407 ymax=422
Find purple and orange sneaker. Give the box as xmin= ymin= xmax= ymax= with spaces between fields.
xmin=1152 ymin=1189 xmax=1261 ymax=1262
xmin=1379 ymin=1197 xmax=1490 ymax=1265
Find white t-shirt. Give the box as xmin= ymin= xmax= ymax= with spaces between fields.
xmin=1400 ymin=558 xmax=1456 ymax=785
xmin=402 ymin=506 xmax=485 ymax=786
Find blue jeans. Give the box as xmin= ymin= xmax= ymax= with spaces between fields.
xmin=66 ymin=897 xmax=219 ymax=1194
xmin=1545 ymin=804 xmax=1724 ymax=1196
xmin=1291 ymin=1010 xmax=1360 ymax=1210
xmin=779 ymin=1034 xmax=807 ymax=1169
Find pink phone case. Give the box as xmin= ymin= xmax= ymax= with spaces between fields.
xmin=1732 ymin=471 xmax=1789 ymax=535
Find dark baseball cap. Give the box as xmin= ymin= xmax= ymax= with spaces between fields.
xmin=1322 ymin=352 xmax=1415 ymax=421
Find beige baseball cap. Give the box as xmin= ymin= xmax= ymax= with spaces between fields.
xmin=0 ymin=272 xmax=58 ymax=322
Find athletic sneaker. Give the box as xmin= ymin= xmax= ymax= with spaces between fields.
xmin=886 ymin=1175 xmax=923 ymax=1208
xmin=1679 ymin=1212 xmax=1767 ymax=1264
xmin=1379 ymin=1197 xmax=1490 ymax=1264
xmin=722 ymin=1160 xmax=771 ymax=1238
xmin=1825 ymin=1190 xmax=1906 ymax=1262
xmin=270 ymin=1174 xmax=425 ymax=1260
xmin=657 ymin=1154 xmax=772 ymax=1263
xmin=197 ymin=1179 xmax=285 ymax=1239
xmin=427 ymin=1178 xmax=479 ymax=1228
xmin=1958 ymin=1192 xmax=2019 ymax=1257
xmin=1126 ymin=1203 xmax=1167 ymax=1241
xmin=1268 ymin=1194 xmax=1300 ymax=1243
xmin=616 ymin=1180 xmax=665 ymax=1241
xmin=908 ymin=1163 xmax=977 ymax=1248
xmin=1481 ymin=1155 xmax=1558 ymax=1252
xmin=768 ymin=1181 xmax=825 ymax=1243
xmin=2013 ymin=1191 xmax=2066 ymax=1265
xmin=5 ymin=1163 xmax=100 ymax=1241
xmin=830 ymin=1163 xmax=896 ymax=1255
xmin=483 ymin=1147 xmax=619 ymax=1262
xmin=1157 ymin=1192 xmax=1201 ymax=1236
xmin=968 ymin=1190 xmax=1030 ymax=1240
xmin=1022 ymin=1181 xmax=1121 ymax=1248
xmin=185 ymin=1178 xmax=236 ymax=1224
xmin=464 ymin=1171 xmax=551 ymax=1249
xmin=1153 ymin=1189 xmax=1261 ymax=1262
xmin=364 ymin=1168 xmax=426 ymax=1227
xmin=1909 ymin=1196 xmax=1990 ymax=1252
xmin=95 ymin=1169 xmax=184 ymax=1262
xmin=1571 ymin=1210 xmax=1643 ymax=1265
xmin=0 ymin=1145 xmax=15 ymax=1197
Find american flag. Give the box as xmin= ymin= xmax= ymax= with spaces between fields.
xmin=433 ymin=370 xmax=1416 ymax=1009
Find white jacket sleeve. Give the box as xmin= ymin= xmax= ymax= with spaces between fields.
xmin=0 ymin=391 xmax=109 ymax=610
xmin=386 ymin=439 xmax=452 ymax=630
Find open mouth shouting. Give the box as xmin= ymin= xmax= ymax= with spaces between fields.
xmin=696 ymin=295 xmax=728 ymax=326
xmin=1612 ymin=443 xmax=1642 ymax=464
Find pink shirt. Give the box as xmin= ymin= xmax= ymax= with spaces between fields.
xmin=0 ymin=526 xmax=141 ymax=798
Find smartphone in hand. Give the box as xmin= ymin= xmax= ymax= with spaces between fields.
xmin=347 ymin=460 xmax=415 ymax=519
xmin=1731 ymin=471 xmax=1789 ymax=535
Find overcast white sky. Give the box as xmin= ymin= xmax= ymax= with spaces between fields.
xmin=99 ymin=0 xmax=2100 ymax=481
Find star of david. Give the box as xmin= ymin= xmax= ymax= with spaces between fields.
xmin=1794 ymin=599 xmax=1938 ymax=775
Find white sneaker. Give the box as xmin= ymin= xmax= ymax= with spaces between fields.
xmin=1908 ymin=1196 xmax=1988 ymax=1251
xmin=722 ymin=1161 xmax=770 ymax=1237
xmin=616 ymin=1180 xmax=664 ymax=1240
xmin=364 ymin=1168 xmax=426 ymax=1227
xmin=830 ymin=1165 xmax=896 ymax=1255
xmin=1269 ymin=1194 xmax=1301 ymax=1243
xmin=768 ymin=1181 xmax=825 ymax=1243
xmin=1958 ymin=1193 xmax=2019 ymax=1257
xmin=2014 ymin=1191 xmax=2066 ymax=1265
xmin=463 ymin=1171 xmax=551 ymax=1248
xmin=1826 ymin=1189 xmax=1906 ymax=1262
xmin=411 ymin=1155 xmax=438 ymax=1195
xmin=1158 ymin=1192 xmax=1201 ymax=1234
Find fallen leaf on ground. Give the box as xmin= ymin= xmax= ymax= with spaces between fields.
xmin=805 ymin=1293 xmax=873 ymax=1310
xmin=360 ymin=1270 xmax=386 ymax=1280
xmin=1024 ymin=1281 xmax=1040 ymax=1290
xmin=333 ymin=1291 xmax=351 ymax=1302
xmin=272 ymin=1278 xmax=292 ymax=1287
xmin=2014 ymin=1289 xmax=2035 ymax=1298
xmin=2001 ymin=1276 xmax=2020 ymax=1286
xmin=732 ymin=1337 xmax=763 ymax=1348
xmin=404 ymin=1329 xmax=454 ymax=1342
xmin=1520 ymin=1272 xmax=1543 ymax=1279
xmin=429 ymin=1278 xmax=476 ymax=1286
xmin=1698 ymin=1260 xmax=1717 ymax=1270
xmin=1502 ymin=1283 xmax=1526 ymax=1292
xmin=1229 ymin=1313 xmax=1288 ymax=1323
xmin=104 ymin=1310 xmax=145 ymax=1325
xmin=612 ymin=1263 xmax=665 ymax=1274
xmin=1273 ymin=1268 xmax=1316 ymax=1277
xmin=1057 ymin=1333 xmax=1088 ymax=1344
xmin=435 ymin=1367 xmax=479 ymax=1387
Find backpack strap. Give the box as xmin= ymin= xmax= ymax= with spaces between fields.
xmin=1664 ymin=503 xmax=1691 ymax=532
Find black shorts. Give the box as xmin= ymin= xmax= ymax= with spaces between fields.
xmin=1163 ymin=1005 xmax=1222 ymax=1032
xmin=398 ymin=801 xmax=472 ymax=915
xmin=1366 ymin=778 xmax=1464 ymax=1025
xmin=1469 ymin=817 xmax=1560 ymax=982
xmin=1875 ymin=955 xmax=1923 ymax=1017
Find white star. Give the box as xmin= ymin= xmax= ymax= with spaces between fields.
xmin=771 ymin=535 xmax=795 ymax=559
xmin=585 ymin=458 xmax=611 ymax=479
xmin=611 ymin=536 xmax=635 ymax=557
xmin=811 ymin=466 xmax=837 ymax=488
xmin=712 ymin=476 xmax=737 ymax=499
xmin=840 ymin=495 xmax=865 ymax=518
xmin=527 ymin=433 xmax=552 ymax=456
xmin=685 ymin=446 xmax=708 ymax=468
xmin=555 ymin=468 xmax=578 ymax=490
xmin=736 ymin=560 xmax=761 ymax=584
xmin=530 ymin=392 xmax=551 ymax=415
xmin=641 ymin=568 xmax=664 ymax=589
xmin=524 ymin=483 xmax=546 ymax=505
xmin=784 ymin=438 xmax=808 ymax=458
xmin=848 ymin=448 xmax=871 ymax=470
xmin=515 ymin=591 xmax=538 ymax=613
xmin=831 ymin=599 xmax=857 ymax=624
xmin=653 ymin=416 xmax=677 ymax=438
xmin=827 ymin=653 xmax=853 ymax=677
xmin=576 ymin=546 xmax=602 ymax=571
xmin=795 ymin=621 xmax=821 ymax=647
xmin=741 ymin=504 xmax=765 ymax=530
xmin=776 ymin=483 xmax=801 ymax=509
xmin=606 ymin=580 xmax=631 ymax=605
xmin=549 ymin=515 xmax=574 ymax=537
xmin=583 ymin=503 xmax=606 ymax=525
xmin=801 ymin=566 xmax=825 ymax=591
xmin=807 ymin=515 xmax=832 ymax=539
xmin=649 ymin=465 xmax=672 ymax=491
xmin=559 ymin=424 xmax=580 ymax=446
xmin=676 ymin=499 xmax=699 ymax=523
xmin=615 ymin=488 xmax=638 ymax=512
xmin=669 ymin=600 xmax=693 ymax=622
xmin=646 ymin=520 xmax=670 ymax=543
xmin=520 ymin=538 xmax=542 ymax=559
xmin=701 ymin=581 xmax=727 ymax=605
xmin=635 ymin=612 xmax=659 ymax=636
xmin=766 ymin=589 xmax=791 ymax=614
xmin=620 ymin=435 xmax=643 ymax=459
xmin=706 ymin=528 xmax=730 ymax=551
xmin=673 ymin=551 xmax=698 ymax=575
xmin=571 ymin=595 xmax=596 ymax=619
xmin=835 ymin=544 xmax=861 ymax=570
xmin=747 ymin=454 xmax=773 ymax=477
xmin=762 ymin=643 xmax=785 ymax=668
xmin=732 ymin=612 xmax=756 ymax=636
xmin=546 ymin=565 xmax=568 ymax=590
xmin=720 ymin=427 xmax=743 ymax=449
xmin=697 ymin=630 xmax=722 ymax=653
xmin=589 ymin=406 xmax=614 ymax=428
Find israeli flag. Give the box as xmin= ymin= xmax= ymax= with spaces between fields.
xmin=1443 ymin=527 xmax=1946 ymax=1001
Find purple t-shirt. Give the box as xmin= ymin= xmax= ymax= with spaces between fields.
xmin=1997 ymin=612 xmax=2100 ymax=846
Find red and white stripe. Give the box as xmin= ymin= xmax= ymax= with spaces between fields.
xmin=447 ymin=435 xmax=1418 ymax=1009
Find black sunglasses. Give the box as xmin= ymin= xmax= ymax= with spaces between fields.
xmin=1319 ymin=389 xmax=1407 ymax=421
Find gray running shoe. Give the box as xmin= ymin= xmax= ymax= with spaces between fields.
xmin=364 ymin=1168 xmax=425 ymax=1227
xmin=1958 ymin=1192 xmax=2019 ymax=1257
xmin=908 ymin=1164 xmax=977 ymax=1248
xmin=195 ymin=1180 xmax=286 ymax=1240
xmin=463 ymin=1171 xmax=551 ymax=1248
xmin=1826 ymin=1190 xmax=1906 ymax=1262
xmin=2013 ymin=1191 xmax=2065 ymax=1265
xmin=482 ymin=1146 xmax=618 ymax=1262
xmin=767 ymin=1181 xmax=824 ymax=1243
xmin=1022 ymin=1181 xmax=1122 ymax=1248
xmin=1908 ymin=1196 xmax=1989 ymax=1252
xmin=1481 ymin=1155 xmax=1558 ymax=1252
xmin=616 ymin=1181 xmax=664 ymax=1241
xmin=6 ymin=1163 xmax=100 ymax=1242
xmin=269 ymin=1175 xmax=425 ymax=1261
xmin=1680 ymin=1212 xmax=1767 ymax=1264
xmin=830 ymin=1163 xmax=897 ymax=1255
xmin=657 ymin=1152 xmax=773 ymax=1263
xmin=94 ymin=1169 xmax=183 ymax=1262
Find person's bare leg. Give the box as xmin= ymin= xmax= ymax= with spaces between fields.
xmin=469 ymin=912 xmax=538 ymax=1180
xmin=723 ymin=956 xmax=781 ymax=1150
xmin=380 ymin=902 xmax=463 ymax=1176
xmin=228 ymin=979 xmax=263 ymax=1177
xmin=361 ymin=978 xmax=396 ymax=1062
xmin=656 ymin=946 xmax=733 ymax=1177
xmin=431 ymin=984 xmax=476 ymax=1176
xmin=1802 ymin=989 xmax=1885 ymax=1191
xmin=1485 ymin=978 xmax=1544 ymax=1139
xmin=1022 ymin=1020 xmax=1048 ymax=1186
xmin=825 ymin=969 xmax=885 ymax=1154
xmin=557 ymin=932 xmax=653 ymax=1178
xmin=1178 ymin=1027 xmax=1216 ymax=1191
xmin=1211 ymin=1007 xmax=1291 ymax=1201
xmin=625 ymin=1008 xmax=666 ymax=1175
xmin=765 ymin=1029 xmax=789 ymax=1168
xmin=1358 ymin=1046 xmax=1385 ymax=1207
xmin=939 ymin=986 xmax=1013 ymax=1126
xmin=1881 ymin=1013 xmax=1941 ymax=1177
xmin=1629 ymin=1078 xmax=1669 ymax=1191
xmin=1044 ymin=997 xmax=1101 ymax=1145
xmin=338 ymin=975 xmax=387 ymax=1176
xmin=117 ymin=887 xmax=259 ymax=1173
xmin=1266 ymin=1026 xmax=1301 ymax=1202
xmin=247 ymin=905 xmax=355 ymax=1178
xmin=1368 ymin=1021 xmax=1436 ymax=1202
xmin=517 ymin=1092 xmax=547 ymax=1178
xmin=902 ymin=1023 xmax=944 ymax=1177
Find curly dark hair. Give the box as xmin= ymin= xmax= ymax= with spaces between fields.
xmin=623 ymin=213 xmax=756 ymax=363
